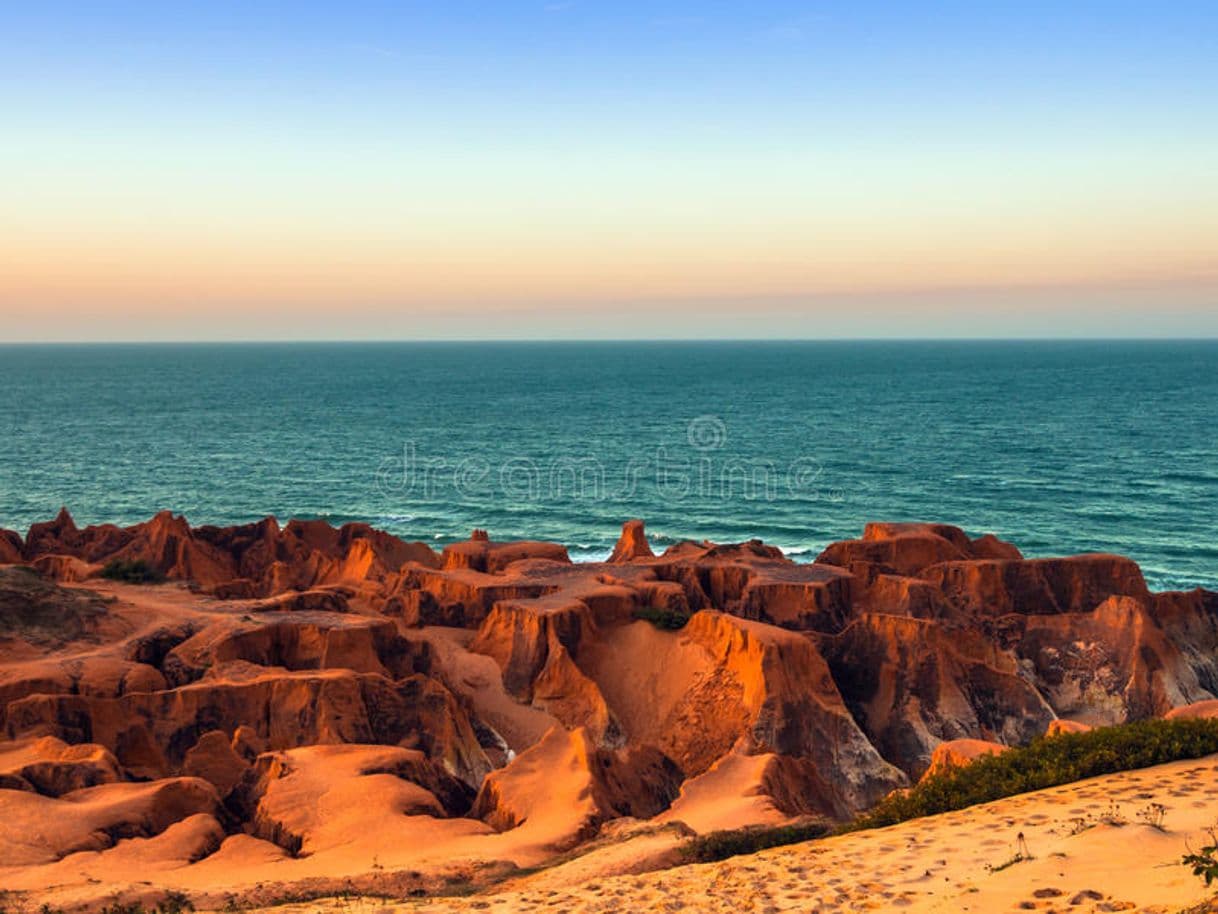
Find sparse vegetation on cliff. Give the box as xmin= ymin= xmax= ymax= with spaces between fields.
xmin=100 ymin=558 xmax=166 ymax=584
xmin=848 ymin=718 xmax=1218 ymax=831
xmin=632 ymin=606 xmax=690 ymax=630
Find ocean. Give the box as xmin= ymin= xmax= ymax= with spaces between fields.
xmin=0 ymin=340 xmax=1215 ymax=591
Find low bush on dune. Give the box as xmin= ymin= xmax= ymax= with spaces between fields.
xmin=682 ymin=720 xmax=1218 ymax=874
xmin=847 ymin=717 xmax=1218 ymax=832
xmin=100 ymin=558 xmax=166 ymax=584
xmin=633 ymin=606 xmax=691 ymax=630
xmin=20 ymin=891 xmax=194 ymax=914
xmin=682 ymin=821 xmax=831 ymax=863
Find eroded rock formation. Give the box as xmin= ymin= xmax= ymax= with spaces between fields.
xmin=1 ymin=512 xmax=1215 ymax=907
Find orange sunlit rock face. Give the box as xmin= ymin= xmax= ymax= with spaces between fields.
xmin=1 ymin=513 xmax=1216 ymax=907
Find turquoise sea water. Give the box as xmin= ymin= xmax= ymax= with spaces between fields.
xmin=0 ymin=341 xmax=1215 ymax=591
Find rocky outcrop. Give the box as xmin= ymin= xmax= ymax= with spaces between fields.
xmin=115 ymin=511 xmax=238 ymax=588
xmin=0 ymin=657 xmax=168 ymax=733
xmin=738 ymin=563 xmax=855 ymax=632
xmin=658 ymin=740 xmax=831 ymax=834
xmin=5 ymin=668 xmax=491 ymax=788
xmin=182 ymin=730 xmax=250 ymax=797
xmin=0 ymin=777 xmax=221 ymax=866
xmin=1012 ymin=595 xmax=1212 ymax=726
xmin=466 ymin=602 xmax=907 ymax=815
xmin=471 ymin=727 xmax=681 ymax=851
xmin=161 ymin=612 xmax=413 ymax=685
xmin=1045 ymin=719 xmax=1092 ymax=736
xmin=19 ymin=509 xmax=441 ymax=597
xmin=470 ymin=599 xmax=593 ymax=698
xmin=609 ymin=519 xmax=655 ymax=563
xmin=245 ymin=744 xmax=476 ymax=854
xmin=0 ymin=529 xmax=23 ymax=564
xmin=1165 ymin=699 xmax=1218 ymax=720
xmin=0 ymin=735 xmax=123 ymax=795
xmin=816 ymin=523 xmax=1022 ymax=578
xmin=469 ymin=599 xmax=617 ymax=742
xmin=924 ymin=554 xmax=1150 ymax=618
xmin=1151 ymin=589 xmax=1218 ymax=695
xmin=30 ymin=554 xmax=100 ymax=582
xmin=820 ymin=614 xmax=1053 ymax=777
xmin=818 ymin=524 xmax=968 ymax=576
xmin=22 ymin=507 xmax=88 ymax=558
xmin=920 ymin=738 xmax=1006 ymax=781
xmin=673 ymin=612 xmax=906 ymax=814
xmin=385 ymin=564 xmax=559 ymax=628
xmin=443 ymin=532 xmax=570 ymax=573
xmin=847 ymin=564 xmax=949 ymax=617
xmin=638 ymin=540 xmax=856 ymax=633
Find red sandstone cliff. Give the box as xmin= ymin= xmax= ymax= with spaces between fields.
xmin=1 ymin=513 xmax=1216 ymax=907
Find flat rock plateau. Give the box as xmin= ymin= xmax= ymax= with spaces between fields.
xmin=2 ymin=510 xmax=1217 ymax=912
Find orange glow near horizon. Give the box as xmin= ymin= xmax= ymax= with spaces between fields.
xmin=4 ymin=220 xmax=1215 ymax=318
xmin=2 ymin=5 xmax=1216 ymax=339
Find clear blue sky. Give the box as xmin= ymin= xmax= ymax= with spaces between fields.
xmin=2 ymin=2 xmax=1215 ymax=339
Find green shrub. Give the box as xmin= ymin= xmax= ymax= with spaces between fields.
xmin=633 ymin=606 xmax=691 ymax=630
xmin=94 ymin=892 xmax=193 ymax=914
xmin=1184 ymin=829 xmax=1218 ymax=886
xmin=847 ymin=718 xmax=1218 ymax=832
xmin=682 ymin=821 xmax=830 ymax=863
xmin=100 ymin=558 xmax=166 ymax=584
xmin=154 ymin=891 xmax=194 ymax=914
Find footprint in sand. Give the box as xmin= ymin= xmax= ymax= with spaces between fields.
xmin=1069 ymin=889 xmax=1104 ymax=904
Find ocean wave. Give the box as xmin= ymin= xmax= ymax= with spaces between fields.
xmin=778 ymin=545 xmax=817 ymax=556
xmin=570 ymin=548 xmax=613 ymax=563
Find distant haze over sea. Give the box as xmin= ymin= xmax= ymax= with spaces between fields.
xmin=1 ymin=340 xmax=1215 ymax=591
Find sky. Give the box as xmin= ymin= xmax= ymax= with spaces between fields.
xmin=1 ymin=1 xmax=1216 ymax=340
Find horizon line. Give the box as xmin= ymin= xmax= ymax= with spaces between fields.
xmin=1 ymin=336 xmax=1217 ymax=347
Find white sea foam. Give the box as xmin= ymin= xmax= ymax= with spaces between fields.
xmin=778 ymin=545 xmax=816 ymax=557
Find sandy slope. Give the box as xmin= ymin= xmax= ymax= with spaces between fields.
xmin=235 ymin=755 xmax=1218 ymax=914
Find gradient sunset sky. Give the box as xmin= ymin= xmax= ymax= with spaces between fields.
xmin=2 ymin=1 xmax=1216 ymax=340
